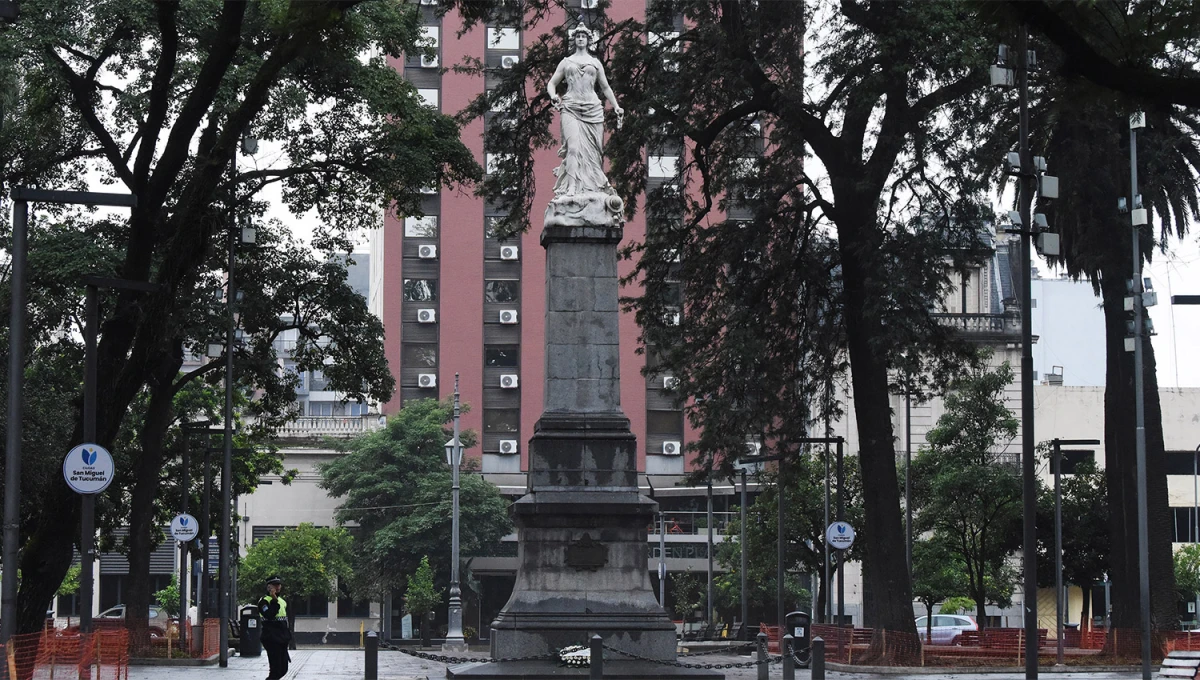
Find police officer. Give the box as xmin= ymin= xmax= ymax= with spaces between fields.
xmin=259 ymin=575 xmax=291 ymax=680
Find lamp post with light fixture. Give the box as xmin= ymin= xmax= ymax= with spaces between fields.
xmin=443 ymin=374 xmax=467 ymax=652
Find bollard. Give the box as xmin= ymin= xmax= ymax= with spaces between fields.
xmin=590 ymin=634 xmax=603 ymax=680
xmin=365 ymin=631 xmax=378 ymax=680
xmin=812 ymin=636 xmax=825 ymax=680
xmin=782 ymin=634 xmax=795 ymax=680
xmin=756 ymin=632 xmax=768 ymax=680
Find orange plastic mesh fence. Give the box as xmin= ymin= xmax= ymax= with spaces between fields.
xmin=808 ymin=625 xmax=1180 ymax=668
xmin=0 ymin=630 xmax=129 ymax=680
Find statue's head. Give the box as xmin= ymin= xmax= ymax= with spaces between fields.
xmin=569 ymin=21 xmax=594 ymax=50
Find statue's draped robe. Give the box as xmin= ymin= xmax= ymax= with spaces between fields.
xmin=553 ymin=59 xmax=610 ymax=195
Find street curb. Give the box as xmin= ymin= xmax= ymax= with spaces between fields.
xmin=826 ymin=661 xmax=1152 ymax=675
xmin=128 ymin=654 xmax=219 ymax=666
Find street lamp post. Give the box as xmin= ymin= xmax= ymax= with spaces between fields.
xmin=443 ymin=374 xmax=467 ymax=652
xmin=1127 ymin=112 xmax=1152 ymax=680
xmin=740 ymin=466 xmax=748 ymax=639
xmin=1051 ymin=438 xmax=1100 ymax=666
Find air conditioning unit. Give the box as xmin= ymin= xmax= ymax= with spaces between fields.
xmin=417 ymin=308 xmax=437 ymax=324
xmin=745 ymin=441 xmax=762 ymax=456
xmin=500 ymin=374 xmax=519 ymax=389
xmin=499 ymin=439 xmax=519 ymax=454
xmin=581 ymin=0 xmax=599 ymax=8
xmin=662 ymin=376 xmax=679 ymax=390
xmin=500 ymin=245 xmax=519 ymax=260
xmin=667 ymin=312 xmax=681 ymax=326
xmin=420 ymin=54 xmax=439 ymax=68
xmin=500 ymin=55 xmax=519 ymax=69
xmin=499 ymin=310 xmax=519 ymax=324
xmin=662 ymin=440 xmax=682 ymax=456
xmin=666 ymin=248 xmax=681 ymax=263
xmin=418 ymin=373 xmax=437 ymax=388
xmin=418 ymin=244 xmax=437 ymax=259
xmin=419 ymin=0 xmax=437 ymax=5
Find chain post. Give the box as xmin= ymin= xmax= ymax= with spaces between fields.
xmin=812 ymin=636 xmax=825 ymax=680
xmin=365 ymin=631 xmax=378 ymax=680
xmin=757 ymin=632 xmax=768 ymax=680
xmin=782 ymin=634 xmax=794 ymax=680
xmin=590 ymin=635 xmax=603 ymax=680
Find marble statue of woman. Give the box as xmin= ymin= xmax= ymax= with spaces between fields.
xmin=547 ymin=22 xmax=623 ymax=198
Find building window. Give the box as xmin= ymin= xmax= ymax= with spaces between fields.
xmin=402 ymin=344 xmax=438 ymax=367
xmin=337 ymin=582 xmax=371 ymax=618
xmin=404 ymin=215 xmax=439 ymax=237
xmin=404 ymin=279 xmax=437 ymax=302
xmin=1166 ymin=451 xmax=1200 ymax=475
xmin=291 ymin=593 xmax=330 ymax=618
xmin=485 ymin=216 xmax=505 ymax=239
xmin=484 ymin=409 xmax=520 ymax=433
xmin=484 ymin=280 xmax=520 ymax=304
xmin=487 ymin=27 xmax=520 ymax=50
xmin=1173 ymin=507 xmax=1198 ymax=543
xmin=485 ymin=346 xmax=520 ymax=368
xmin=647 ymin=410 xmax=684 ymax=436
xmin=417 ymin=88 xmax=440 ymax=109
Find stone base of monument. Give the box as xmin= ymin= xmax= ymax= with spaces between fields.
xmin=446 ymin=660 xmax=722 ymax=680
xmin=451 ymin=416 xmax=721 ymax=679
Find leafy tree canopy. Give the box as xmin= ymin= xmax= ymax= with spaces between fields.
xmin=237 ymin=523 xmax=353 ymax=604
xmin=319 ymin=399 xmax=512 ymax=600
xmin=0 ymin=0 xmax=478 ymax=634
xmin=403 ymin=555 xmax=442 ymax=617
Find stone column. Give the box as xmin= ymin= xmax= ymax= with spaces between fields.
xmin=486 ymin=199 xmax=676 ymax=662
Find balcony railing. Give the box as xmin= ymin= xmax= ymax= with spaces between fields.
xmin=275 ymin=415 xmax=384 ymax=439
xmin=649 ymin=511 xmax=737 ymax=535
xmin=931 ymin=313 xmax=1017 ymax=336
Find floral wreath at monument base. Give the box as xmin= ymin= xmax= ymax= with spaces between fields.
xmin=557 ymin=644 xmax=590 ymax=667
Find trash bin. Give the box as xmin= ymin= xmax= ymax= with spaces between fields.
xmin=240 ymin=605 xmax=262 ymax=657
xmin=785 ymin=611 xmax=811 ymax=667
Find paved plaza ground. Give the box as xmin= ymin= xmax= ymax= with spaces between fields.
xmin=121 ymin=648 xmax=1148 ymax=680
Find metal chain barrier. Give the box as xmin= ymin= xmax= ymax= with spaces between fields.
xmin=602 ymin=642 xmax=778 ymax=669
xmin=393 ymin=646 xmax=557 ymax=665
xmin=677 ymin=642 xmax=756 ymax=657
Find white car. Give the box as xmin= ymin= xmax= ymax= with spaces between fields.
xmin=915 ymin=614 xmax=977 ymax=645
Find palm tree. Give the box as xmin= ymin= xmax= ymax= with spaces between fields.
xmin=1025 ymin=2 xmax=1200 ymax=635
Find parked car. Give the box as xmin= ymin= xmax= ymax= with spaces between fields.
xmin=64 ymin=605 xmax=168 ymax=637
xmin=914 ymin=614 xmax=977 ymax=645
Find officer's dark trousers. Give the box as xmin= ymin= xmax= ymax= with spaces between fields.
xmin=264 ymin=639 xmax=290 ymax=679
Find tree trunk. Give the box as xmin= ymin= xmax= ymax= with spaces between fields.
xmin=1100 ymin=267 xmax=1176 ymax=641
xmin=124 ymin=360 xmax=179 ymax=652
xmin=836 ymin=204 xmax=919 ymax=661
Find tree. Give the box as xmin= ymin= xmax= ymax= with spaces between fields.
xmin=980 ymin=2 xmax=1200 ymax=633
xmin=237 ymin=524 xmax=352 ymax=606
xmin=404 ymin=556 xmax=441 ymax=648
xmin=911 ymin=361 xmax=1022 ymax=627
xmin=1175 ymin=545 xmax=1200 ymax=600
xmin=911 ymin=539 xmax=969 ymax=643
xmin=153 ymin=575 xmax=181 ymax=618
xmin=669 ymin=569 xmax=704 ymax=623
xmin=995 ymin=1 xmax=1200 ymax=108
xmin=319 ymin=399 xmax=512 ymax=601
xmin=715 ymin=453 xmax=863 ymax=624
xmin=0 ymin=0 xmax=478 ymax=636
xmin=238 ymin=523 xmax=353 ymax=650
xmin=451 ymin=0 xmax=1001 ymax=659
xmin=1037 ymin=455 xmax=1109 ymax=629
